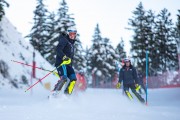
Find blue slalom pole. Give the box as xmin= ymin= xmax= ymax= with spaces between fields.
xmin=145 ymin=50 xmax=149 ymax=105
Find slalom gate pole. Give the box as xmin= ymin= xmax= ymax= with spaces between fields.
xmin=11 ymin=60 xmax=52 ymax=72
xmin=24 ymin=60 xmax=69 ymax=92
xmin=11 ymin=60 xmax=59 ymax=77
xmin=145 ymin=50 xmax=149 ymax=106
xmin=24 ymin=65 xmax=61 ymax=92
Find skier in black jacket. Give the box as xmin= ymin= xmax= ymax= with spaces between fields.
xmin=53 ymin=26 xmax=77 ymax=95
xmin=116 ymin=58 xmax=145 ymax=103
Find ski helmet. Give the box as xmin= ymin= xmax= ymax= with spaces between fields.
xmin=124 ymin=58 xmax=131 ymax=62
xmin=67 ymin=26 xmax=77 ymax=35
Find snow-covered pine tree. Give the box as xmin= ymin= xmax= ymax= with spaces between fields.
xmin=128 ymin=2 xmax=156 ymax=75
xmin=176 ymin=10 xmax=180 ymax=53
xmin=55 ymin=0 xmax=76 ymax=36
xmin=73 ymin=40 xmax=86 ymax=72
xmin=88 ymin=24 xmax=104 ymax=87
xmin=145 ymin=10 xmax=157 ymax=76
xmin=154 ymin=8 xmax=178 ymax=72
xmin=88 ymin=24 xmax=117 ymax=87
xmin=0 ymin=0 xmax=9 ymax=21
xmin=85 ymin=46 xmax=92 ymax=84
xmin=101 ymin=37 xmax=117 ymax=86
xmin=0 ymin=21 xmax=3 ymax=41
xmin=174 ymin=9 xmax=180 ymax=83
xmin=44 ymin=12 xmax=56 ymax=64
xmin=115 ymin=38 xmax=126 ymax=62
xmin=27 ymin=0 xmax=50 ymax=57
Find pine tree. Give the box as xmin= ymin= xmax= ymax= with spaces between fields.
xmin=102 ymin=37 xmax=117 ymax=84
xmin=154 ymin=8 xmax=178 ymax=72
xmin=88 ymin=24 xmax=104 ymax=87
xmin=44 ymin=12 xmax=57 ymax=64
xmin=73 ymin=40 xmax=86 ymax=72
xmin=88 ymin=24 xmax=102 ymax=71
xmin=115 ymin=38 xmax=126 ymax=62
xmin=55 ymin=0 xmax=76 ymax=36
xmin=27 ymin=0 xmax=50 ymax=57
xmin=88 ymin=24 xmax=117 ymax=87
xmin=175 ymin=10 xmax=180 ymax=82
xmin=0 ymin=20 xmax=3 ymax=41
xmin=0 ymin=0 xmax=9 ymax=21
xmin=176 ymin=10 xmax=180 ymax=53
xmin=128 ymin=2 xmax=155 ymax=75
xmin=145 ymin=10 xmax=157 ymax=76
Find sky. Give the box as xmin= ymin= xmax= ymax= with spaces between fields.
xmin=4 ymin=0 xmax=180 ymax=55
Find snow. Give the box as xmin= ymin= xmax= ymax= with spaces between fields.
xmin=96 ymin=70 xmax=102 ymax=76
xmin=0 ymin=88 xmax=180 ymax=120
xmin=0 ymin=17 xmax=58 ymax=89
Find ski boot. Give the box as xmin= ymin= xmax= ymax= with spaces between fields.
xmin=50 ymin=79 xmax=67 ymax=98
xmin=64 ymin=80 xmax=76 ymax=95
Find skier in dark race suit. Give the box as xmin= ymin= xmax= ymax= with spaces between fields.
xmin=53 ymin=26 xmax=77 ymax=95
xmin=116 ymin=58 xmax=145 ymax=103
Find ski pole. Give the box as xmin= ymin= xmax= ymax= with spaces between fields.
xmin=11 ymin=60 xmax=59 ymax=77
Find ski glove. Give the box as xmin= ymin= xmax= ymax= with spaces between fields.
xmin=61 ymin=55 xmax=71 ymax=65
xmin=135 ymin=84 xmax=141 ymax=91
xmin=116 ymin=82 xmax=121 ymax=89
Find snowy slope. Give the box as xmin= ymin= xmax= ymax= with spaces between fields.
xmin=0 ymin=88 xmax=180 ymax=120
xmin=0 ymin=17 xmax=58 ymax=91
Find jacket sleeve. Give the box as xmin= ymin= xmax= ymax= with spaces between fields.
xmin=118 ymin=68 xmax=123 ymax=83
xmin=133 ymin=67 xmax=138 ymax=84
xmin=56 ymin=37 xmax=67 ymax=61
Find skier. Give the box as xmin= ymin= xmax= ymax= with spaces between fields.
xmin=116 ymin=58 xmax=145 ymax=103
xmin=52 ymin=26 xmax=77 ymax=96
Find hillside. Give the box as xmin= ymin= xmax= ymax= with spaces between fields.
xmin=0 ymin=17 xmax=57 ymax=91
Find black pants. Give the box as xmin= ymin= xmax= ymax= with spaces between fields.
xmin=139 ymin=83 xmax=146 ymax=94
xmin=123 ymin=84 xmax=145 ymax=103
xmin=53 ymin=65 xmax=77 ymax=92
xmin=57 ymin=65 xmax=77 ymax=81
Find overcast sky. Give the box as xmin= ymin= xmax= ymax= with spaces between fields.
xmin=4 ymin=0 xmax=180 ymax=55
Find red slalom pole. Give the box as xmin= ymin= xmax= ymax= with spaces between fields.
xmin=13 ymin=60 xmax=67 ymax=92
xmin=25 ymin=67 xmax=58 ymax=92
xmin=11 ymin=60 xmax=52 ymax=72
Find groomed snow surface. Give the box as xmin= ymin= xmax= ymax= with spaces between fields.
xmin=0 ymin=87 xmax=180 ymax=120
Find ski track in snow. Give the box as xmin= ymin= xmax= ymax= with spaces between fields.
xmin=0 ymin=88 xmax=180 ymax=120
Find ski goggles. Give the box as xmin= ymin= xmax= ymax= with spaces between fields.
xmin=69 ymin=32 xmax=77 ymax=37
xmin=124 ymin=59 xmax=130 ymax=62
xmin=68 ymin=30 xmax=77 ymax=33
